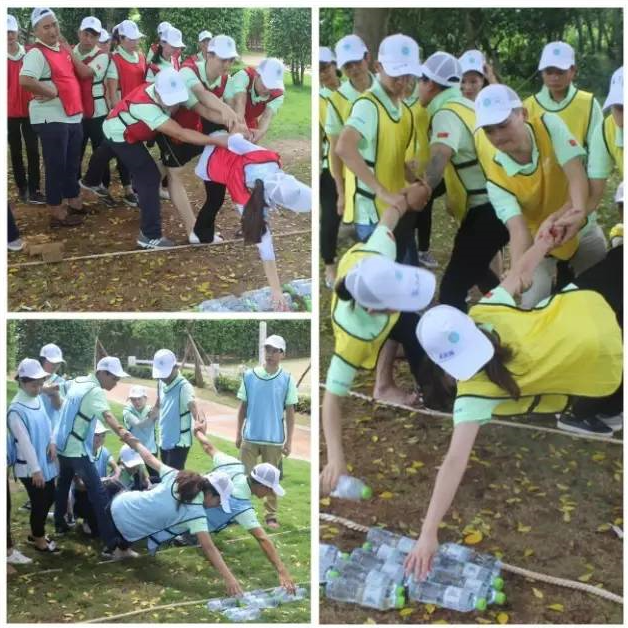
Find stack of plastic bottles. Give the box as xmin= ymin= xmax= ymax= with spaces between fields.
xmin=206 ymin=586 xmax=308 ymax=622
xmin=198 ymin=279 xmax=311 ymax=312
xmin=320 ymin=529 xmax=506 ymax=614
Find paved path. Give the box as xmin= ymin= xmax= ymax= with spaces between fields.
xmin=107 ymin=381 xmax=311 ymax=462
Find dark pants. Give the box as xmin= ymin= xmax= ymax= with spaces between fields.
xmin=571 ymin=246 xmax=623 ymax=418
xmin=20 ymin=477 xmax=56 ymax=538
xmin=160 ymin=446 xmax=190 ymax=470
xmin=8 ymin=117 xmax=40 ymax=194
xmin=84 ymin=139 xmax=131 ymax=189
xmin=389 ymin=311 xmax=426 ymax=386
xmin=394 ymin=210 xmax=419 ymax=265
xmin=74 ymin=478 xmax=126 ymax=537
xmin=32 ymin=122 xmax=83 ymax=206
xmin=8 ymin=205 xmax=20 ymax=242
xmin=54 ymin=455 xmax=118 ymax=550
xmin=80 ymin=116 xmax=109 ymax=187
xmin=416 ymin=200 xmax=433 ymax=252
xmin=320 ymin=168 xmax=341 ymax=265
xmin=100 ymin=139 xmax=162 ymax=238
xmin=439 ymin=203 xmax=509 ymax=312
xmin=7 ymin=477 xmax=13 ymax=548
xmin=194 ymin=181 xmax=227 ymax=243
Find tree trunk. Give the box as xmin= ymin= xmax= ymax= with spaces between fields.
xmin=574 ymin=13 xmax=585 ymax=54
xmin=353 ymin=7 xmax=390 ymax=68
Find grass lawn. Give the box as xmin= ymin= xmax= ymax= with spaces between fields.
xmin=266 ymin=72 xmax=311 ymax=141
xmin=7 ymin=384 xmax=311 ymax=623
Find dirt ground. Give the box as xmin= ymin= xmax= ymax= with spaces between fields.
xmin=8 ymin=138 xmax=310 ymax=312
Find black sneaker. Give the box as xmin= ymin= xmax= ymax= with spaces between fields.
xmin=18 ymin=188 xmax=28 ymax=203
xmin=55 ymin=522 xmax=71 ymax=536
xmin=557 ymin=414 xmax=613 ymax=436
xmin=28 ymin=191 xmax=46 ymax=205
xmin=597 ymin=412 xmax=623 ymax=432
xmin=123 ymin=192 xmax=139 ymax=207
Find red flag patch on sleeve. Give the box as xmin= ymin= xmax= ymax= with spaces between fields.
xmin=437 ymin=132 xmax=450 ymax=138
xmin=568 ymin=139 xmax=577 ymax=146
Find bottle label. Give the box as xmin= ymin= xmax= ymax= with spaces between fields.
xmin=462 ymin=563 xmax=483 ymax=578
xmin=443 ymin=586 xmax=463 ymax=607
xmin=362 ymin=581 xmax=385 ymax=608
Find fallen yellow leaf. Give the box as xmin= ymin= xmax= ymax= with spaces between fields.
xmin=524 ymin=548 xmax=534 ymax=557
xmin=464 ymin=530 xmax=483 ymax=545
xmin=517 ymin=523 xmax=532 ymax=533
xmin=399 ymin=608 xmax=414 ymax=617
xmin=532 ymin=587 xmax=544 ymax=599
xmin=547 ymin=603 xmax=564 ymax=612
xmin=320 ymin=497 xmax=330 ymax=506
xmin=380 ymin=491 xmax=394 ymax=500
xmin=578 ymin=573 xmax=593 ymax=582
xmin=496 ymin=612 xmax=509 ymax=624
xmin=425 ymin=603 xmax=436 ymax=614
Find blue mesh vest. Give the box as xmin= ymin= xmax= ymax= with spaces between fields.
xmin=8 ymin=398 xmax=58 ymax=481
xmin=94 ymin=446 xmax=111 ymax=478
xmin=158 ymin=377 xmax=192 ymax=450
xmin=207 ymin=459 xmax=255 ymax=531
xmin=123 ymin=403 xmax=157 ymax=453
xmin=41 ymin=372 xmax=67 ymax=432
xmin=55 ymin=376 xmax=100 ymax=461
xmin=242 ymin=368 xmax=290 ymax=444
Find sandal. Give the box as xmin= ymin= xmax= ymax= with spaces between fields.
xmin=50 ymin=214 xmax=83 ymax=228
xmin=27 ymin=534 xmax=52 ymax=546
xmin=265 ymin=517 xmax=280 ymax=530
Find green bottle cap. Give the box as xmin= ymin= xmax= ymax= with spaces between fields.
xmin=492 ymin=576 xmax=504 ymax=591
xmin=327 ymin=570 xmax=339 ymax=579
xmin=395 ymin=594 xmax=405 ymax=609
xmin=338 ymin=552 xmax=349 ymax=560
xmin=475 ymin=597 xmax=487 ymax=611
xmin=395 ymin=585 xmax=405 ymax=596
xmin=363 ymin=542 xmax=373 ymax=551
xmin=361 ymin=485 xmax=373 ymax=499
xmin=494 ymin=591 xmax=506 ymax=605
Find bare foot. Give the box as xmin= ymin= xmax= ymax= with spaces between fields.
xmin=324 ymin=265 xmax=337 ymax=289
xmin=373 ymin=386 xmax=420 ymax=407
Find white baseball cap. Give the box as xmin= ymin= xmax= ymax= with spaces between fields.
xmin=7 ymin=15 xmax=19 ymax=32
xmin=40 ymin=343 xmax=65 ymax=364
xmin=422 ymin=51 xmax=462 ymax=87
xmin=117 ymin=19 xmax=143 ymax=40
xmin=615 ymin=182 xmax=624 ymax=204
xmin=17 ymin=358 xmax=48 ymax=380
xmin=257 ymin=58 xmax=285 ymax=91
xmin=378 ymin=34 xmax=422 ymax=78
xmin=264 ymin=335 xmax=286 ymax=352
xmin=119 ymin=444 xmax=143 ymax=468
xmin=459 ymin=49 xmax=485 ymax=76
xmin=96 ymin=356 xmax=130 ymax=378
xmin=154 ymin=68 xmax=189 ymax=106
xmin=251 ymin=463 xmax=285 ymax=496
xmin=319 ymin=46 xmax=336 ymax=64
xmin=603 ymin=66 xmax=624 ymax=110
xmin=474 ymin=84 xmax=523 ymax=130
xmin=99 ymin=29 xmax=110 ymax=43
xmin=207 ymin=35 xmax=238 ymax=59
xmin=205 ymin=470 xmax=234 ymax=513
xmin=345 ymin=256 xmax=436 ymax=312
xmin=417 ymin=304 xmax=495 ymax=381
xmin=31 ymin=8 xmax=56 ymax=28
xmin=198 ymin=30 xmax=212 ymax=42
xmin=161 ymin=26 xmax=185 ymax=49
xmin=94 ymin=421 xmax=109 ymax=435
xmin=128 ymin=385 xmax=148 ymax=399
xmin=157 ymin=21 xmax=171 ymax=36
xmin=152 ymin=348 xmax=178 ymax=378
xmin=264 ymin=172 xmax=311 ymax=213
xmin=80 ymin=16 xmax=102 ymax=34
xmin=538 ymin=41 xmax=575 ymax=71
xmin=335 ymin=34 xmax=368 ymax=69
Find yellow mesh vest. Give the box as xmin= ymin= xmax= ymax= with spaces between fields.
xmin=603 ymin=114 xmax=624 ymax=177
xmin=352 ymin=92 xmax=414 ymax=221
xmin=476 ymin=114 xmax=579 ymax=260
xmin=331 ymin=245 xmax=400 ymax=370
xmin=328 ymin=89 xmax=358 ymax=224
xmin=405 ymin=97 xmax=430 ymax=180
xmin=436 ymin=100 xmax=479 ymax=224
xmin=524 ymin=89 xmax=594 ymax=148
xmin=457 ymin=290 xmax=622 ymax=416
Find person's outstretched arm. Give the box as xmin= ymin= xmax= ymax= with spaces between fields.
xmin=121 ymin=433 xmax=163 ymax=473
xmin=193 ymin=421 xmax=218 ymax=458
xmin=196 ymin=531 xmax=243 ymax=596
xmin=248 ymin=526 xmax=296 ymax=592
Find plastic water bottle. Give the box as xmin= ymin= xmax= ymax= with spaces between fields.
xmin=408 ymin=580 xmax=488 ymax=612
xmin=375 ymin=543 xmax=407 ymax=565
xmin=438 ymin=543 xmax=502 ymax=575
xmin=243 ymin=288 xmax=295 ymax=312
xmin=206 ymin=596 xmax=239 ymax=611
xmin=320 ymin=544 xmax=347 ymax=583
xmin=325 ymin=575 xmax=405 ymax=610
xmin=199 ymin=296 xmax=251 ymax=312
xmin=365 ymin=527 xmax=415 ymax=554
xmin=222 ymin=606 xmax=262 ymax=621
xmin=272 ymin=586 xmax=308 ymax=603
xmin=330 ymin=475 xmax=372 ymax=500
xmin=347 ymin=548 xmax=384 ymax=570
xmin=431 ymin=555 xmax=504 ymax=591
xmin=240 ymin=590 xmax=280 ymax=609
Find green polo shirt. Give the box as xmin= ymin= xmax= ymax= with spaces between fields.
xmin=428 ymin=87 xmax=489 ymax=208
xmin=145 ymin=55 xmax=176 ymax=83
xmin=8 ymin=43 xmax=26 ymax=62
xmin=236 ymin=366 xmax=298 ymax=405
xmin=161 ymin=373 xmax=195 ymax=448
xmin=346 ymin=79 xmax=407 ymax=226
xmin=486 ymin=113 xmax=586 ymax=224
xmin=179 ymin=61 xmax=234 ymax=100
xmin=119 ymin=464 xmax=148 ymax=489
xmin=325 ymin=224 xmax=397 ymax=396
xmin=73 ymin=44 xmax=110 ymax=118
xmin=102 ymin=83 xmax=197 ymax=143
xmin=20 ymin=39 xmax=82 ymax=124
xmin=324 ymin=74 xmax=375 ymax=137
xmin=62 ymin=374 xmax=110 ymax=458
xmin=211 ymin=452 xmax=260 ymax=530
xmin=588 ymin=118 xmax=624 ymax=179
xmin=230 ymin=68 xmax=284 ymax=113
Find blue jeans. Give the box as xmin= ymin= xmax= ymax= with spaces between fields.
xmin=355 ymin=222 xmax=377 ymax=243
xmin=54 ymin=455 xmax=118 ymax=549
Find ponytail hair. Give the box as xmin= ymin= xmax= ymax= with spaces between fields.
xmin=480 ymin=328 xmax=520 ymax=400
xmin=153 ymin=42 xmax=165 ymax=65
xmin=174 ymin=470 xmax=216 ymax=508
xmin=334 ymin=276 xmax=354 ymax=302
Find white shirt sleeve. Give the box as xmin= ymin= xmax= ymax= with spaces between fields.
xmin=8 ymin=412 xmax=41 ymax=474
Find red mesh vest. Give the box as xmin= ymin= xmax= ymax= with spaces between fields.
xmin=34 ymin=43 xmax=83 ymax=117
xmin=243 ymin=66 xmax=283 ymax=129
xmin=8 ymin=53 xmax=33 ymax=118
xmin=77 ymin=50 xmax=108 ymax=119
xmin=107 ymin=83 xmax=163 ymax=144
xmin=112 ymin=51 xmax=146 ymax=97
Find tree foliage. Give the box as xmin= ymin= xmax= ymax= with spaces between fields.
xmin=245 ymin=8 xmax=266 ymax=51
xmin=265 ymin=8 xmax=311 ymax=86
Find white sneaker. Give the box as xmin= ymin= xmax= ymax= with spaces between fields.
xmin=159 ymin=187 xmax=170 ymax=201
xmin=113 ymin=547 xmax=139 ymax=560
xmin=188 ymin=231 xmax=201 ymax=245
xmin=212 ymin=233 xmax=224 ymax=244
xmin=82 ymin=522 xmax=92 ymax=535
xmin=7 ymin=548 xmax=33 ymax=565
xmin=8 ymin=238 xmax=24 ymax=252
xmin=418 ymin=251 xmax=439 ymax=269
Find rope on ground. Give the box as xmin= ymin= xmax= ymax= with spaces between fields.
xmin=84 ymin=580 xmax=310 ymax=623
xmin=319 ymin=512 xmax=623 ymax=605
xmin=9 ymin=228 xmax=311 ymax=268
xmin=319 ymin=384 xmax=623 ymax=445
